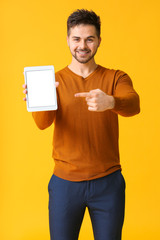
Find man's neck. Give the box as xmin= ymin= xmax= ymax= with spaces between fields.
xmin=68 ymin=59 xmax=98 ymax=78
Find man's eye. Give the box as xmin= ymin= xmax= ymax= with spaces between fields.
xmin=87 ymin=39 xmax=93 ymax=42
xmin=74 ymin=39 xmax=79 ymax=41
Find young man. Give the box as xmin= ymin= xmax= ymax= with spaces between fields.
xmin=23 ymin=9 xmax=140 ymax=240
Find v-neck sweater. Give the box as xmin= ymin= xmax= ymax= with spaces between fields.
xmin=32 ymin=65 xmax=140 ymax=181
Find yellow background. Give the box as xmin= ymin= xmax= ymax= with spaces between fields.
xmin=1 ymin=0 xmax=160 ymax=239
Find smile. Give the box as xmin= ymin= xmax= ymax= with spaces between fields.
xmin=76 ymin=51 xmax=90 ymax=56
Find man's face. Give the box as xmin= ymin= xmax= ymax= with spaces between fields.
xmin=67 ymin=24 xmax=101 ymax=64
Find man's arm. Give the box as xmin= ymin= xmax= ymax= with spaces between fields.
xmin=111 ymin=70 xmax=140 ymax=117
xmin=74 ymin=70 xmax=140 ymax=117
xmin=32 ymin=111 xmax=56 ymax=130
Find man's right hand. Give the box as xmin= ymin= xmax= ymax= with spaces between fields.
xmin=22 ymin=84 xmax=27 ymax=101
xmin=22 ymin=82 xmax=59 ymax=101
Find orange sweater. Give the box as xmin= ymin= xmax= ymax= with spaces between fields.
xmin=32 ymin=65 xmax=140 ymax=181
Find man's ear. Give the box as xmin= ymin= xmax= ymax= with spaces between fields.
xmin=98 ymin=37 xmax=101 ymax=47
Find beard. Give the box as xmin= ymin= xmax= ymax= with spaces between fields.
xmin=71 ymin=48 xmax=98 ymax=64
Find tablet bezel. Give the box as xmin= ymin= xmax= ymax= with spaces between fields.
xmin=24 ymin=65 xmax=58 ymax=112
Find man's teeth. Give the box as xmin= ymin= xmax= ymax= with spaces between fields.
xmin=78 ymin=51 xmax=88 ymax=54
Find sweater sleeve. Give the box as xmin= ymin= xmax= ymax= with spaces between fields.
xmin=111 ymin=70 xmax=140 ymax=117
xmin=32 ymin=111 xmax=56 ymax=130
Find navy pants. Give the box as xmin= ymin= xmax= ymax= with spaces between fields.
xmin=48 ymin=170 xmax=125 ymax=240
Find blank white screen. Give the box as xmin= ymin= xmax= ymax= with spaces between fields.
xmin=26 ymin=70 xmax=55 ymax=107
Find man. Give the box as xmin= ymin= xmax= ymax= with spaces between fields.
xmin=23 ymin=9 xmax=140 ymax=240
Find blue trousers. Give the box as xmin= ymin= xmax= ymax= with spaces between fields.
xmin=48 ymin=170 xmax=125 ymax=240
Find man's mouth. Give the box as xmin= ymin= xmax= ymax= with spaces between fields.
xmin=76 ymin=50 xmax=90 ymax=56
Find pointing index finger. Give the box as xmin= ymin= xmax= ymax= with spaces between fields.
xmin=75 ymin=92 xmax=91 ymax=98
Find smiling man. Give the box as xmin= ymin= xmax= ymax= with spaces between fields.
xmin=23 ymin=9 xmax=140 ymax=240
xmin=67 ymin=24 xmax=100 ymax=64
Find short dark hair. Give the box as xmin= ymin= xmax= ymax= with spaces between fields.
xmin=67 ymin=9 xmax=101 ymax=38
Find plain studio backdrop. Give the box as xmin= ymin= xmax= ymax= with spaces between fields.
xmin=1 ymin=0 xmax=160 ymax=239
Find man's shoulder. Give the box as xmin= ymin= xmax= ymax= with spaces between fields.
xmin=98 ymin=65 xmax=128 ymax=78
xmin=55 ymin=66 xmax=68 ymax=76
xmin=98 ymin=65 xmax=121 ymax=77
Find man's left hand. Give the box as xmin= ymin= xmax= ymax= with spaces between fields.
xmin=75 ymin=89 xmax=115 ymax=112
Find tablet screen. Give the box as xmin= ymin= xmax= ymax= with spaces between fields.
xmin=24 ymin=66 xmax=57 ymax=112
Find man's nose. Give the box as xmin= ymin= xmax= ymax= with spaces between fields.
xmin=80 ymin=40 xmax=87 ymax=49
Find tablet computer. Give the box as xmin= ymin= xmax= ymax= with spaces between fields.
xmin=24 ymin=65 xmax=57 ymax=112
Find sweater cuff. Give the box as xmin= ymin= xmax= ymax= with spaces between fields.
xmin=112 ymin=96 xmax=123 ymax=112
xmin=111 ymin=95 xmax=140 ymax=117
